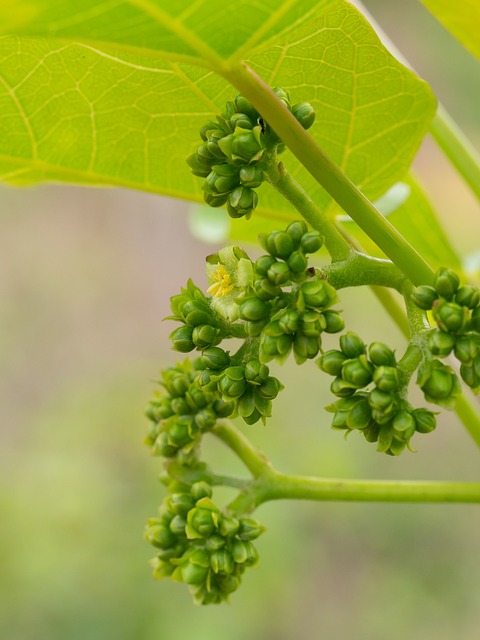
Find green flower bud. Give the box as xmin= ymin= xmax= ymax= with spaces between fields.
xmin=219 ymin=126 xmax=265 ymax=164
xmin=393 ymin=411 xmax=416 ymax=439
xmin=170 ymin=325 xmax=195 ymax=352
xmin=340 ymin=332 xmax=366 ymax=358
xmin=162 ymin=369 xmax=191 ymax=397
xmin=218 ymin=516 xmax=240 ymax=538
xmin=213 ymin=398 xmax=235 ymax=418
xmin=300 ymin=311 xmax=326 ymax=337
xmin=260 ymin=321 xmax=293 ymax=360
xmin=151 ymin=432 xmax=178 ymax=458
xmin=434 ymin=267 xmax=460 ymax=299
xmin=287 ymin=250 xmax=308 ymax=274
xmin=292 ymin=101 xmax=316 ymax=130
xmin=455 ymin=285 xmax=480 ymax=309
xmin=299 ymin=279 xmax=336 ymax=309
xmin=180 ymin=550 xmax=210 ymax=585
xmin=187 ymin=501 xmax=219 ymax=539
xmin=169 ymin=493 xmax=196 ymax=517
xmin=230 ymin=112 xmax=254 ymax=130
xmin=459 ymin=362 xmax=480 ymax=390
xmin=428 ymin=330 xmax=456 ymax=357
xmin=227 ymin=186 xmax=258 ymax=219
xmin=200 ymin=121 xmax=222 ymax=141
xmin=146 ymin=397 xmax=174 ymax=422
xmin=206 ymin=131 xmax=228 ymax=160
xmin=168 ymin=514 xmax=187 ymax=536
xmin=239 ymin=296 xmax=269 ymax=321
xmin=186 ymin=152 xmax=213 ymax=177
xmin=264 ymin=230 xmax=295 ymax=259
xmin=368 ymin=342 xmax=396 ymax=366
xmin=191 ymin=481 xmax=212 ymax=501
xmin=167 ymin=416 xmax=198 ymax=447
xmin=192 ymin=324 xmax=221 ymax=349
xmin=182 ymin=303 xmax=214 ymax=328
xmin=293 ymin=333 xmax=321 ymax=362
xmin=194 ymin=407 xmax=217 ymax=430
xmin=411 ymin=284 xmax=438 ymax=310
xmin=200 ymin=346 xmax=230 ymax=370
xmin=170 ymin=396 xmax=190 ymax=415
xmin=234 ymin=94 xmax=259 ymax=121
xmin=237 ymin=518 xmax=265 ymax=541
xmin=387 ymin=437 xmax=407 ymax=456
xmin=432 ymin=299 xmax=467 ymax=333
xmin=470 ymin=307 xmax=480 ymax=333
xmin=411 ymin=408 xmax=436 ymax=433
xmin=317 ymin=349 xmax=347 ymax=376
xmin=254 ymin=276 xmax=282 ymax=301
xmin=330 ymin=376 xmax=356 ymax=398
xmin=322 ymin=310 xmax=344 ymax=334
xmin=145 ymin=518 xmax=178 ymax=550
xmin=278 ymin=309 xmax=300 ymax=334
xmin=258 ymin=375 xmax=283 ymax=399
xmin=255 ymin=255 xmax=277 ymax=276
xmin=286 ymin=220 xmax=308 ymax=246
xmin=239 ymin=165 xmax=264 ymax=188
xmin=244 ymin=359 xmax=269 ymax=384
xmin=368 ymin=388 xmax=395 ymax=412
xmin=273 ymin=86 xmax=291 ymax=109
xmin=341 ymin=355 xmax=374 ymax=388
xmin=231 ymin=540 xmax=259 ymax=565
xmin=210 ymin=549 xmax=235 ymax=575
xmin=346 ymin=396 xmax=372 ymax=430
xmin=267 ymin=261 xmax=292 ymax=285
xmin=218 ymin=366 xmax=247 ymax=399
xmin=373 ymin=365 xmax=399 ymax=392
xmin=196 ymin=143 xmax=217 ymax=165
xmin=204 ymin=191 xmax=230 ymax=208
xmin=204 ymin=164 xmax=240 ymax=195
xmin=417 ymin=360 xmax=461 ymax=407
xmin=454 ymin=336 xmax=478 ymax=363
xmin=300 ymin=231 xmax=323 ymax=254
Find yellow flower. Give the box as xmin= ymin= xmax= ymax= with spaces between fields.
xmin=207 ymin=265 xmax=235 ymax=299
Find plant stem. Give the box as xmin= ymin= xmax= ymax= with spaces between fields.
xmin=454 ymin=393 xmax=480 ymax=448
xmin=263 ymin=156 xmax=352 ymax=261
xmin=256 ymin=470 xmax=480 ymax=505
xmin=430 ymin=106 xmax=480 ymax=201
xmin=324 ymin=253 xmax=405 ymax=291
xmin=211 ymin=420 xmax=272 ymax=477
xmin=224 ymin=63 xmax=435 ymax=285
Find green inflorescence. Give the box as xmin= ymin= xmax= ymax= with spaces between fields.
xmin=146 ymin=90 xmax=480 ymax=605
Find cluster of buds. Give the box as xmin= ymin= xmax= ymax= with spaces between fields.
xmin=145 ymin=360 xmax=234 ymax=459
xmin=240 ymin=222 xmax=343 ymax=364
xmin=169 ymin=279 xmax=224 ymax=352
xmin=146 ymin=481 xmax=264 ymax=605
xmin=318 ymin=332 xmax=436 ymax=455
xmin=198 ymin=348 xmax=283 ymax=425
xmin=412 ymin=267 xmax=480 ymax=393
xmin=187 ymin=89 xmax=315 ymax=219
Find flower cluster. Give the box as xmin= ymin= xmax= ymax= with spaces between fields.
xmin=187 ymin=89 xmax=315 ymax=219
xmin=145 ymin=360 xmax=234 ymax=459
xmin=318 ymin=332 xmax=436 ymax=455
xmin=146 ymin=481 xmax=264 ymax=605
xmin=412 ymin=267 xmax=480 ymax=394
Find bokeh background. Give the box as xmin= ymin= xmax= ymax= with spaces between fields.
xmin=1 ymin=1 xmax=479 ymax=638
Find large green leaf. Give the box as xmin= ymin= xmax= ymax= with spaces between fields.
xmin=0 ymin=0 xmax=436 ymax=218
xmin=422 ymin=0 xmax=480 ymax=60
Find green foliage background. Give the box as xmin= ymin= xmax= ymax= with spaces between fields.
xmin=0 ymin=0 xmax=479 ymax=639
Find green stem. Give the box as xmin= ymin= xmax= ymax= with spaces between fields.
xmin=211 ymin=419 xmax=271 ymax=478
xmin=430 ymin=106 xmax=480 ymax=201
xmin=454 ymin=393 xmax=480 ymax=448
xmin=223 ymin=63 xmax=435 ymax=285
xmin=324 ymin=252 xmax=405 ymax=290
xmin=256 ymin=469 xmax=480 ymax=505
xmin=263 ymin=155 xmax=352 ymax=261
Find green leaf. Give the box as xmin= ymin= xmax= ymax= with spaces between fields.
xmin=0 ymin=0 xmax=436 ymax=219
xmin=341 ymin=176 xmax=462 ymax=272
xmin=422 ymin=0 xmax=480 ymax=60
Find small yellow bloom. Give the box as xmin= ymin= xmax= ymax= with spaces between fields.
xmin=207 ymin=265 xmax=235 ymax=298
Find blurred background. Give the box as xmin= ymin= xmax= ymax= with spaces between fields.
xmin=0 ymin=1 xmax=479 ymax=638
